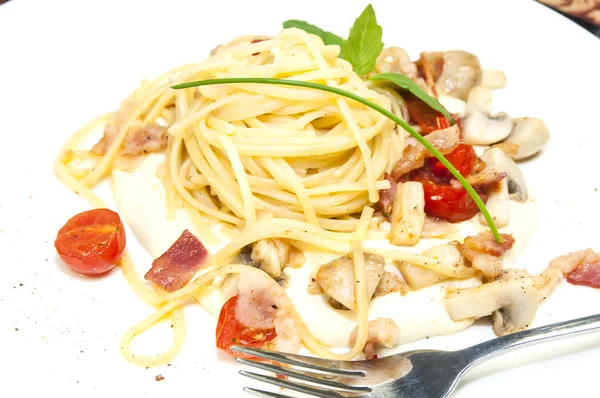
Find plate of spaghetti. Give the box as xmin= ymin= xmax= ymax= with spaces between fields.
xmin=2 ymin=0 xmax=600 ymax=397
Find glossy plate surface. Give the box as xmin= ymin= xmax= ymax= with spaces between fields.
xmin=1 ymin=0 xmax=599 ymax=396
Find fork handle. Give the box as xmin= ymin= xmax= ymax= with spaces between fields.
xmin=460 ymin=313 xmax=600 ymax=367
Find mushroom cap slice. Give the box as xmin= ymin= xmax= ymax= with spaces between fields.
xmin=398 ymin=262 xmax=448 ymax=290
xmin=478 ymin=177 xmax=510 ymax=228
xmin=481 ymin=70 xmax=507 ymax=89
xmin=505 ymin=118 xmax=551 ymax=160
xmin=435 ymin=50 xmax=482 ymax=100
xmin=437 ymin=95 xmax=467 ymax=117
xmin=445 ymin=269 xmax=539 ymax=336
xmin=463 ymin=111 xmax=513 ymax=145
xmin=480 ymin=147 xmax=528 ymax=202
xmin=466 ymin=85 xmax=493 ymax=116
xmin=316 ymin=253 xmax=385 ymax=312
xmin=390 ymin=181 xmax=426 ymax=246
xmin=397 ymin=243 xmax=463 ymax=290
xmin=491 ymin=270 xmax=540 ymax=335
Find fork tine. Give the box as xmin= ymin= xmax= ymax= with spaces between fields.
xmin=237 ymin=358 xmax=371 ymax=393
xmin=231 ymin=346 xmax=364 ymax=377
xmin=243 ymin=387 xmax=295 ymax=398
xmin=240 ymin=370 xmax=348 ymax=398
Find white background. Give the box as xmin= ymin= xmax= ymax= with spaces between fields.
xmin=1 ymin=0 xmax=599 ymax=397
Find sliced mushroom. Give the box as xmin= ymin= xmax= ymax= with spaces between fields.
xmin=480 ymin=147 xmax=528 ymax=202
xmin=463 ymin=111 xmax=513 ymax=145
xmin=422 ymin=243 xmax=464 ymax=269
xmin=398 ymin=262 xmax=448 ymax=290
xmin=481 ymin=70 xmax=507 ymax=89
xmin=390 ymin=181 xmax=426 ymax=246
xmin=397 ymin=243 xmax=462 ymax=290
xmin=465 ymin=85 xmax=492 ymax=116
xmin=437 ymin=95 xmax=467 ymax=117
xmin=445 ymin=269 xmax=539 ymax=336
xmin=316 ymin=253 xmax=385 ymax=312
xmin=250 ymin=238 xmax=305 ymax=279
xmin=491 ymin=142 xmax=519 ymax=158
xmin=505 ymin=118 xmax=550 ymax=160
xmin=435 ymin=50 xmax=482 ymax=100
xmin=478 ymin=177 xmax=510 ymax=228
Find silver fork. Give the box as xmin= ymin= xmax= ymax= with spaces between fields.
xmin=232 ymin=313 xmax=600 ymax=398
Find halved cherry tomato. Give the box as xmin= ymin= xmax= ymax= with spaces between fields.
xmin=405 ymin=95 xmax=451 ymax=134
xmin=54 ymin=209 xmax=126 ymax=276
xmin=429 ymin=143 xmax=477 ymax=180
xmin=412 ymin=173 xmax=488 ymax=223
xmin=216 ymin=295 xmax=277 ymax=358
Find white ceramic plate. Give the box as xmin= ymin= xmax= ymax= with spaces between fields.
xmin=2 ymin=0 xmax=599 ymax=396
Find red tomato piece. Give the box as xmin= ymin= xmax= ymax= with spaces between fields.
xmin=216 ymin=295 xmax=277 ymax=358
xmin=413 ymin=174 xmax=488 ymax=223
xmin=430 ymin=143 xmax=477 ymax=180
xmin=54 ymin=209 xmax=126 ymax=276
xmin=405 ymin=95 xmax=451 ymax=134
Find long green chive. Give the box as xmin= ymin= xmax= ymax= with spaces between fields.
xmin=172 ymin=78 xmax=502 ymax=243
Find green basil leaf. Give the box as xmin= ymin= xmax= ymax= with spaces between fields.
xmin=341 ymin=4 xmax=384 ymax=76
xmin=282 ymin=20 xmax=345 ymax=49
xmin=370 ymin=72 xmax=456 ymax=124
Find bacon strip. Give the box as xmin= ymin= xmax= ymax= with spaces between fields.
xmin=391 ymin=125 xmax=460 ymax=179
xmin=91 ymin=122 xmax=167 ymax=157
xmin=567 ymin=262 xmax=600 ymax=288
xmin=144 ymin=230 xmax=209 ymax=292
xmin=466 ymin=170 xmax=506 ymax=188
xmin=463 ymin=231 xmax=515 ymax=257
xmin=405 ymin=95 xmax=448 ymax=134
xmin=458 ymin=231 xmax=515 ymax=280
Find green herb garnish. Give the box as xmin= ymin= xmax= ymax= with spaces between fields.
xmin=282 ymin=20 xmax=345 ymax=49
xmin=172 ymin=78 xmax=502 ymax=243
xmin=283 ymin=4 xmax=383 ymax=76
xmin=370 ymin=73 xmax=456 ymax=125
xmin=341 ymin=4 xmax=384 ymax=76
xmin=282 ymin=5 xmax=454 ymax=126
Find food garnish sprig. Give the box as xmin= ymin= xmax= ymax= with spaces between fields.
xmin=285 ymin=4 xmax=455 ymax=123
